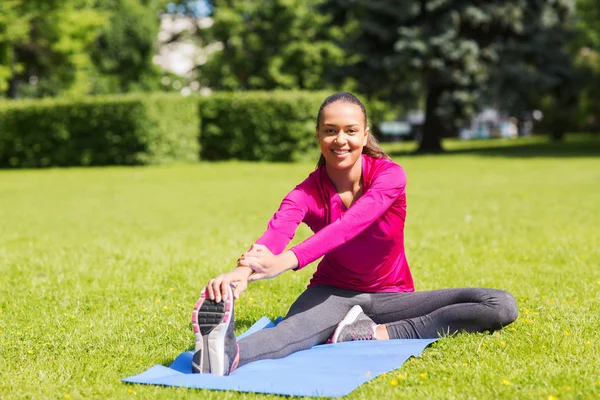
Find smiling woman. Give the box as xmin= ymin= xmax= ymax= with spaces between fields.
xmin=190 ymin=92 xmax=518 ymax=376
xmin=316 ymin=92 xmax=389 ymax=170
xmin=315 ymin=92 xmax=388 ymax=208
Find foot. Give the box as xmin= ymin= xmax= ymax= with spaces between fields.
xmin=329 ymin=305 xmax=377 ymax=343
xmin=191 ymin=285 xmax=240 ymax=375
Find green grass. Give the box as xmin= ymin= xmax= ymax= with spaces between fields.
xmin=1 ymin=134 xmax=599 ymax=399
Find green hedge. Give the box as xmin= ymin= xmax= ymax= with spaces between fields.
xmin=0 ymin=93 xmax=199 ymax=167
xmin=0 ymin=90 xmax=386 ymax=167
xmin=199 ymin=91 xmax=328 ymax=162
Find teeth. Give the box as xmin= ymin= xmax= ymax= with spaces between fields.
xmin=333 ymin=150 xmax=350 ymax=155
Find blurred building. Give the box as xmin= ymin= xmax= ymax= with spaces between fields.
xmin=380 ymin=108 xmax=537 ymax=142
xmin=153 ymin=13 xmax=221 ymax=95
xmin=459 ymin=108 xmax=532 ymax=140
xmin=378 ymin=111 xmax=423 ymax=141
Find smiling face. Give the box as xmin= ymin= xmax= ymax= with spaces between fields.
xmin=316 ymin=101 xmax=369 ymax=171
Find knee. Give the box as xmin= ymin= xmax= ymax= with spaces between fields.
xmin=488 ymin=290 xmax=518 ymax=327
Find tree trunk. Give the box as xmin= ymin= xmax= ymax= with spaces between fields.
xmin=417 ymin=83 xmax=444 ymax=153
xmin=551 ymin=126 xmax=565 ymax=141
xmin=7 ymin=77 xmax=19 ymax=99
xmin=7 ymin=53 xmax=19 ymax=99
xmin=550 ymin=109 xmax=568 ymax=141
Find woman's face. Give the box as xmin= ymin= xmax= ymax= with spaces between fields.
xmin=317 ymin=102 xmax=368 ymax=171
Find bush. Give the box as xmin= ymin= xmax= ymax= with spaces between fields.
xmin=0 ymin=90 xmax=386 ymax=167
xmin=138 ymin=93 xmax=200 ymax=164
xmin=0 ymin=93 xmax=199 ymax=168
xmin=199 ymin=91 xmax=327 ymax=162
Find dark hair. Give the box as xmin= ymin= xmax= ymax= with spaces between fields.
xmin=316 ymin=92 xmax=390 ymax=167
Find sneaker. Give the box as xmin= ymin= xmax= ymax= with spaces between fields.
xmin=191 ymin=285 xmax=240 ymax=375
xmin=329 ymin=305 xmax=377 ymax=343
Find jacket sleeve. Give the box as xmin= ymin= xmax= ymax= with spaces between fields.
xmin=290 ymin=162 xmax=405 ymax=269
xmin=253 ymin=182 xmax=312 ymax=255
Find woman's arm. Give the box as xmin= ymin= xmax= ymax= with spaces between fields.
xmin=251 ymin=184 xmax=312 ymax=255
xmin=205 ymin=181 xmax=313 ymax=296
xmin=291 ymin=162 xmax=405 ymax=269
xmin=241 ymin=162 xmax=406 ymax=278
xmin=237 ymin=244 xmax=299 ymax=281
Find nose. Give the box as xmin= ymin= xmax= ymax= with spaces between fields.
xmin=334 ymin=130 xmax=347 ymax=144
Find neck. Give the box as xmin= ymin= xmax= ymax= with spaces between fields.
xmin=325 ymin=156 xmax=363 ymax=193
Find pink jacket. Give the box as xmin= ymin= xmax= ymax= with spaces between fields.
xmin=255 ymin=154 xmax=414 ymax=292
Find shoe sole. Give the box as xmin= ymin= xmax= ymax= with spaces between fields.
xmin=191 ymin=286 xmax=234 ymax=375
xmin=330 ymin=305 xmax=364 ymax=344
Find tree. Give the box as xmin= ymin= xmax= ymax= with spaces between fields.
xmin=328 ymin=0 xmax=576 ymax=152
xmin=0 ymin=0 xmax=30 ymax=94
xmin=570 ymin=0 xmax=600 ymax=132
xmin=3 ymin=0 xmax=107 ymax=98
xmin=576 ymin=0 xmax=600 ymax=47
xmin=3 ymin=0 xmax=106 ymax=97
xmin=485 ymin=4 xmax=578 ymax=141
xmin=89 ymin=0 xmax=162 ymax=94
xmin=197 ymin=0 xmax=346 ymax=91
xmin=1 ymin=0 xmax=163 ymax=98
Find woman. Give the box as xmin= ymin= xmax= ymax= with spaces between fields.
xmin=191 ymin=92 xmax=518 ymax=376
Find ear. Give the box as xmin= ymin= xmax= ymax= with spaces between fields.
xmin=363 ymin=127 xmax=370 ymax=146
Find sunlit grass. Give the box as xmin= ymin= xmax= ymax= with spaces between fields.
xmin=0 ymin=135 xmax=599 ymax=399
xmin=381 ymin=131 xmax=600 ymax=155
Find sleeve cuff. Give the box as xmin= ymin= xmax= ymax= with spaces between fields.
xmin=289 ymin=247 xmax=305 ymax=271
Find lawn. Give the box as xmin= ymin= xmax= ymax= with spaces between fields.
xmin=0 ymin=134 xmax=599 ymax=399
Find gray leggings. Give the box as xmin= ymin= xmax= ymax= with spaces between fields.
xmin=238 ymin=286 xmax=518 ymax=367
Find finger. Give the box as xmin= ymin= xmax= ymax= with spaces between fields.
xmin=238 ymin=257 xmax=265 ymax=272
xmin=220 ymin=280 xmax=229 ymax=302
xmin=232 ymin=283 xmax=244 ymax=299
xmin=248 ymin=273 xmax=267 ymax=282
xmin=206 ymin=280 xmax=216 ymax=300
xmin=237 ymin=259 xmax=251 ymax=268
xmin=213 ymin=277 xmax=224 ymax=303
xmin=201 ymin=286 xmax=207 ymax=298
xmin=251 ymin=244 xmax=265 ymax=252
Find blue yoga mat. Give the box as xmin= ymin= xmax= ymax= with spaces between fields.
xmin=123 ymin=317 xmax=436 ymax=398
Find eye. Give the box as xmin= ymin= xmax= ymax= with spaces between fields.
xmin=347 ymin=129 xmax=358 ymax=135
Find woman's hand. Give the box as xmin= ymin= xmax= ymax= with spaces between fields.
xmin=203 ymin=266 xmax=252 ymax=302
xmin=238 ymin=244 xmax=298 ymax=281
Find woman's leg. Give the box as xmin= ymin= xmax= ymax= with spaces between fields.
xmin=237 ymin=285 xmax=370 ymax=366
xmin=365 ymin=288 xmax=518 ymax=339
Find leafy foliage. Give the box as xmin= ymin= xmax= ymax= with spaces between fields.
xmin=571 ymin=0 xmax=600 ymax=131
xmin=485 ymin=2 xmax=579 ymax=140
xmin=327 ymin=0 xmax=577 ymax=151
xmin=199 ymin=91 xmax=326 ymax=161
xmin=90 ymin=0 xmax=162 ymax=94
xmin=2 ymin=90 xmax=375 ymax=166
xmin=0 ymin=0 xmax=163 ymax=98
xmin=5 ymin=0 xmax=108 ymax=98
xmin=0 ymin=93 xmax=199 ymax=167
xmin=198 ymin=0 xmax=346 ymax=91
xmin=0 ymin=0 xmax=30 ymax=93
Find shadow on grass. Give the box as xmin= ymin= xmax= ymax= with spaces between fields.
xmin=388 ymin=134 xmax=600 ymax=159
